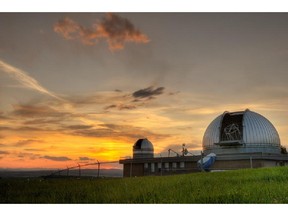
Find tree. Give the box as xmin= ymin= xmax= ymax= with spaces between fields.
xmin=280 ymin=145 xmax=287 ymax=154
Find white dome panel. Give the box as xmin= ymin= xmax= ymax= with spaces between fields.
xmin=133 ymin=138 xmax=154 ymax=158
xmin=202 ymin=109 xmax=281 ymax=155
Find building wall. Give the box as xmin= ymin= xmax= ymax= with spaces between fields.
xmin=123 ymin=163 xmax=144 ymax=177
xmin=123 ymin=161 xmax=199 ymax=177
xmin=212 ymin=160 xmax=254 ymax=170
xmin=120 ymin=155 xmax=288 ymax=177
xmin=211 ymin=159 xmax=280 ymax=170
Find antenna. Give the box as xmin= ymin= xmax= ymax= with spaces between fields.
xmin=182 ymin=143 xmax=186 ymax=156
xmin=168 ymin=149 xmax=180 ymax=157
xmin=182 ymin=143 xmax=194 ymax=156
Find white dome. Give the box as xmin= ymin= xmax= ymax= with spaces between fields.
xmin=202 ymin=109 xmax=281 ymax=155
xmin=133 ymin=138 xmax=154 ymax=158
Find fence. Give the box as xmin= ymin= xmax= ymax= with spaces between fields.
xmin=45 ymin=160 xmax=121 ymax=178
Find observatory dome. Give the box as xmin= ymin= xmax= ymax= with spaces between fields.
xmin=202 ymin=109 xmax=281 ymax=155
xmin=133 ymin=138 xmax=154 ymax=158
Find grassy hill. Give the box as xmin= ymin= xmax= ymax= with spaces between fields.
xmin=1 ymin=166 xmax=288 ymax=203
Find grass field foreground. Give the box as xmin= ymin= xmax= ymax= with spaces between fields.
xmin=1 ymin=166 xmax=288 ymax=203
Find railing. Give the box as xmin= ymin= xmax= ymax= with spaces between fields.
xmin=45 ymin=160 xmax=120 ymax=178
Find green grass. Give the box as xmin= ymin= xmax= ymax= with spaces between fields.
xmin=1 ymin=166 xmax=288 ymax=203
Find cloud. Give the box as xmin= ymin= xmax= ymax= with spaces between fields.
xmin=92 ymin=123 xmax=169 ymax=141
xmin=0 ymin=59 xmax=63 ymax=101
xmin=104 ymin=104 xmax=136 ymax=111
xmin=14 ymin=139 xmax=43 ymax=147
xmin=0 ymin=112 xmax=10 ymax=120
xmin=23 ymin=118 xmax=63 ymax=125
xmin=0 ymin=126 xmax=12 ymax=131
xmin=18 ymin=152 xmax=40 ymax=160
xmin=70 ymin=123 xmax=169 ymax=143
xmin=0 ymin=150 xmax=9 ymax=155
xmin=42 ymin=155 xmax=72 ymax=161
xmin=65 ymin=125 xmax=94 ymax=130
xmin=11 ymin=105 xmax=40 ymax=117
xmin=11 ymin=126 xmax=49 ymax=132
xmin=12 ymin=104 xmax=65 ymax=118
xmin=79 ymin=157 xmax=93 ymax=161
xmin=53 ymin=17 xmax=79 ymax=40
xmin=103 ymin=86 xmax=166 ymax=111
xmin=66 ymin=92 xmax=126 ymax=107
xmin=54 ymin=13 xmax=150 ymax=51
xmin=2 ymin=100 xmax=95 ymax=135
xmin=71 ymin=128 xmax=115 ymax=138
xmin=24 ymin=148 xmax=43 ymax=152
xmin=0 ymin=60 xmax=107 ymax=130
xmin=132 ymin=86 xmax=165 ymax=99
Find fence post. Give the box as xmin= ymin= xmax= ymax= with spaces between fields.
xmin=97 ymin=160 xmax=100 ymax=178
xmin=130 ymin=161 xmax=132 ymax=177
xmin=78 ymin=164 xmax=81 ymax=177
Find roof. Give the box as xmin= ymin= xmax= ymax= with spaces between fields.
xmin=202 ymin=109 xmax=281 ymax=155
xmin=133 ymin=138 xmax=154 ymax=151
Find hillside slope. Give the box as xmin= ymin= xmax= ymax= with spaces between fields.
xmin=1 ymin=166 xmax=288 ymax=203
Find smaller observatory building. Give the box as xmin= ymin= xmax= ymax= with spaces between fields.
xmin=133 ymin=138 xmax=154 ymax=159
xmin=119 ymin=109 xmax=288 ymax=177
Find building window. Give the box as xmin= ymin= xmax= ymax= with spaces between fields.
xmin=157 ymin=162 xmax=162 ymax=172
xmin=151 ymin=163 xmax=155 ymax=172
xmin=164 ymin=162 xmax=169 ymax=170
xmin=172 ymin=162 xmax=177 ymax=169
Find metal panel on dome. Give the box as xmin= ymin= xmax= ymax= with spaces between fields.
xmin=243 ymin=111 xmax=280 ymax=145
xmin=202 ymin=110 xmax=281 ymax=155
xmin=202 ymin=115 xmax=222 ymax=150
xmin=133 ymin=138 xmax=154 ymax=159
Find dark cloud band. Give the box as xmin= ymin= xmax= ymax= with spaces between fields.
xmin=42 ymin=155 xmax=72 ymax=161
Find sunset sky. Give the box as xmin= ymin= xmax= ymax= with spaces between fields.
xmin=2 ymin=12 xmax=288 ymax=169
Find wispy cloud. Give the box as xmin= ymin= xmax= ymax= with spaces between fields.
xmin=42 ymin=155 xmax=72 ymax=161
xmin=0 ymin=60 xmax=102 ymax=130
xmin=104 ymin=104 xmax=136 ymax=111
xmin=54 ymin=13 xmax=150 ymax=51
xmin=11 ymin=104 xmax=68 ymax=118
xmin=18 ymin=152 xmax=40 ymax=160
xmin=132 ymin=86 xmax=165 ymax=99
xmin=79 ymin=157 xmax=94 ymax=161
xmin=13 ymin=139 xmax=43 ymax=147
xmin=0 ymin=59 xmax=63 ymax=101
xmin=66 ymin=123 xmax=169 ymax=143
xmin=65 ymin=125 xmax=94 ymax=130
xmin=0 ymin=112 xmax=10 ymax=120
xmin=104 ymin=86 xmax=165 ymax=111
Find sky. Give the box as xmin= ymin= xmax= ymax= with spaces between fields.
xmin=2 ymin=12 xmax=288 ymax=169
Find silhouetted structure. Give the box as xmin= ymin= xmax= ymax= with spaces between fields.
xmin=119 ymin=109 xmax=288 ymax=177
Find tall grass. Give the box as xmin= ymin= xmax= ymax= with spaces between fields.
xmin=1 ymin=166 xmax=288 ymax=203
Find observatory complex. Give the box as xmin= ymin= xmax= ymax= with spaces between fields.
xmin=119 ymin=109 xmax=288 ymax=177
